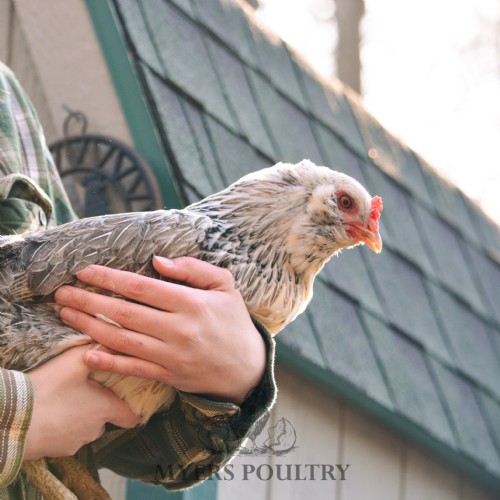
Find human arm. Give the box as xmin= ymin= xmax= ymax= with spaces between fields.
xmin=53 ymin=256 xmax=277 ymax=489
xmin=0 ymin=348 xmax=139 ymax=489
xmin=0 ymin=61 xmax=77 ymax=232
xmin=0 ymin=62 xmax=82 ymax=489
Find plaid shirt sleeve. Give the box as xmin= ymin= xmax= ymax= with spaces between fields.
xmin=0 ymin=62 xmax=76 ymax=234
xmin=0 ymin=61 xmax=77 ymax=490
xmin=0 ymin=369 xmax=33 ymax=488
xmin=0 ymin=60 xmax=277 ymax=493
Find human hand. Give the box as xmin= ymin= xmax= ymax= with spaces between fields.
xmin=54 ymin=257 xmax=266 ymax=405
xmin=24 ymin=345 xmax=140 ymax=461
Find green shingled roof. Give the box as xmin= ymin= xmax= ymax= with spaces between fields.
xmin=87 ymin=0 xmax=500 ymax=493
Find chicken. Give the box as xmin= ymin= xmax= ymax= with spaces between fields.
xmin=0 ymin=159 xmax=382 ymax=498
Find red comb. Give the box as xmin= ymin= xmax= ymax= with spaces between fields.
xmin=370 ymin=196 xmax=383 ymax=227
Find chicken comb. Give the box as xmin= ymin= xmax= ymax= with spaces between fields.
xmin=370 ymin=196 xmax=383 ymax=228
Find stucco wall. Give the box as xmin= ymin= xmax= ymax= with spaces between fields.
xmin=0 ymin=0 xmax=131 ymax=144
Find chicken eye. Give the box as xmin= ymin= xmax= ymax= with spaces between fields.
xmin=338 ymin=194 xmax=354 ymax=210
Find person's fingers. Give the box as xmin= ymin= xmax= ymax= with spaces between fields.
xmin=68 ymin=264 xmax=195 ymax=311
xmin=84 ymin=350 xmax=172 ymax=386
xmin=153 ymin=256 xmax=236 ymax=292
xmin=59 ymin=307 xmax=169 ymax=362
xmin=90 ymin=381 xmax=141 ymax=428
xmin=29 ymin=344 xmax=94 ymax=378
xmin=56 ymin=285 xmax=169 ymax=336
xmin=70 ymin=257 xmax=236 ymax=307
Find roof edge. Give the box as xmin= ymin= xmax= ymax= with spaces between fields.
xmin=84 ymin=0 xmax=182 ymax=208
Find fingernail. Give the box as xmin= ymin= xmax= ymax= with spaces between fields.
xmin=76 ymin=266 xmax=94 ymax=280
xmin=153 ymin=256 xmax=173 ymax=266
xmin=85 ymin=353 xmax=100 ymax=365
xmin=60 ymin=307 xmax=77 ymax=324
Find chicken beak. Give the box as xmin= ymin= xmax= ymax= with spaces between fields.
xmin=362 ymin=218 xmax=383 ymax=253
xmin=346 ymin=222 xmax=383 ymax=253
xmin=361 ymin=229 xmax=383 ymax=253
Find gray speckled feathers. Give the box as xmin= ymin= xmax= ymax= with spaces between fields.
xmin=0 ymin=209 xmax=218 ymax=370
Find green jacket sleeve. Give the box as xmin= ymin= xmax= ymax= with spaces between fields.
xmin=91 ymin=321 xmax=277 ymax=491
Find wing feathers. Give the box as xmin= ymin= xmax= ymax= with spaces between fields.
xmin=4 ymin=210 xmax=211 ymax=300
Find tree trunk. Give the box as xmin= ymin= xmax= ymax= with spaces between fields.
xmin=335 ymin=0 xmax=365 ymax=94
xmin=244 ymin=0 xmax=259 ymax=9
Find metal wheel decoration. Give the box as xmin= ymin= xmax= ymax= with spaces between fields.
xmin=49 ymin=109 xmax=162 ymax=218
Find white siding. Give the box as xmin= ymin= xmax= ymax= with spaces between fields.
xmin=219 ymin=364 xmax=343 ymax=500
xmin=0 ymin=0 xmax=12 ymax=63
xmin=217 ymin=364 xmax=498 ymax=500
xmin=99 ymin=468 xmax=127 ymax=500
xmin=403 ymin=447 xmax=460 ymax=500
xmin=338 ymin=405 xmax=403 ymax=500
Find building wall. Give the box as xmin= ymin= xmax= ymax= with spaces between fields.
xmin=102 ymin=363 xmax=498 ymax=499
xmin=0 ymin=0 xmax=131 ymax=145
xmin=216 ymin=364 xmax=497 ymax=500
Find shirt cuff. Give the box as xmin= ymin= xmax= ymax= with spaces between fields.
xmin=0 ymin=369 xmax=34 ymax=487
xmin=0 ymin=173 xmax=53 ymax=235
xmin=178 ymin=319 xmax=276 ymax=422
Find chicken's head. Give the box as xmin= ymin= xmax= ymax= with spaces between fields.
xmin=188 ymin=160 xmax=383 ymax=329
xmin=190 ymin=159 xmax=383 ymax=277
xmin=273 ymin=160 xmax=382 ymax=260
xmin=324 ymin=171 xmax=383 ymax=254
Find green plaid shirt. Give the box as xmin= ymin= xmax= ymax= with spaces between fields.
xmin=0 ymin=61 xmax=276 ymax=497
